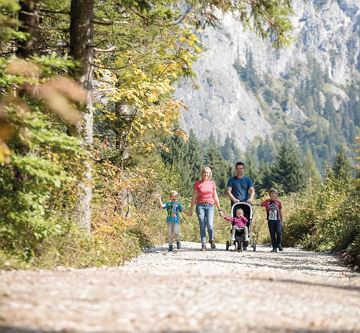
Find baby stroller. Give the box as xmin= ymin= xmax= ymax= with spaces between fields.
xmin=225 ymin=202 xmax=256 ymax=252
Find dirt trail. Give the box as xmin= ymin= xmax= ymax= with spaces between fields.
xmin=0 ymin=242 xmax=359 ymax=333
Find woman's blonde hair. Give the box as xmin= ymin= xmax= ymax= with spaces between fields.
xmin=201 ymin=166 xmax=212 ymax=180
xmin=170 ymin=190 xmax=179 ymax=197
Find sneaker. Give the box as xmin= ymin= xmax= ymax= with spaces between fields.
xmin=231 ymin=237 xmax=235 ymax=241
xmin=176 ymin=241 xmax=181 ymax=249
xmin=201 ymin=243 xmax=206 ymax=251
xmin=168 ymin=244 xmax=173 ymax=252
xmin=271 ymin=248 xmax=277 ymax=253
xmin=209 ymin=240 xmax=216 ymax=249
xmin=278 ymin=245 xmax=283 ymax=251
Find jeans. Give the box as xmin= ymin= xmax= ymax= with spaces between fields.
xmin=196 ymin=204 xmax=214 ymax=244
xmin=167 ymin=222 xmax=180 ymax=245
xmin=268 ymin=220 xmax=282 ymax=249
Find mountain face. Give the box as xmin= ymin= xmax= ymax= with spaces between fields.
xmin=175 ymin=0 xmax=360 ymax=164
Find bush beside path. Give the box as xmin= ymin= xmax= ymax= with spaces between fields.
xmin=0 ymin=242 xmax=359 ymax=333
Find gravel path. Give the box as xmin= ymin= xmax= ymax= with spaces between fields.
xmin=0 ymin=242 xmax=359 ymax=333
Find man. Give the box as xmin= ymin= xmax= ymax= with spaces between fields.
xmin=226 ymin=162 xmax=255 ymax=205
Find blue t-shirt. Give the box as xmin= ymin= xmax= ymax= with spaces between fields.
xmin=163 ymin=201 xmax=182 ymax=223
xmin=227 ymin=176 xmax=253 ymax=202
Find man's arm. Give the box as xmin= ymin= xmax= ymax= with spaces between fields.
xmin=226 ymin=187 xmax=239 ymax=203
xmin=247 ymin=186 xmax=255 ymax=203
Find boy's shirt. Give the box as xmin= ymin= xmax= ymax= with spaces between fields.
xmin=261 ymin=199 xmax=282 ymax=221
xmin=224 ymin=216 xmax=248 ymax=227
xmin=163 ymin=201 xmax=182 ymax=223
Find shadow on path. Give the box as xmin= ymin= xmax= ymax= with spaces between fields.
xmin=0 ymin=325 xmax=357 ymax=333
xmin=170 ymin=257 xmax=347 ymax=275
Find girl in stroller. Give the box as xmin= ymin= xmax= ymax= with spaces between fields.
xmin=224 ymin=202 xmax=256 ymax=252
xmin=223 ymin=208 xmax=249 ymax=242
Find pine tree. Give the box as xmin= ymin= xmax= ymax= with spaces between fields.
xmin=244 ymin=152 xmax=260 ymax=188
xmin=257 ymin=161 xmax=273 ymax=192
xmin=161 ymin=135 xmax=192 ymax=195
xmin=187 ymin=130 xmax=203 ymax=181
xmin=272 ymin=142 xmax=306 ymax=193
xmin=221 ymin=135 xmax=235 ymax=161
xmin=332 ymin=146 xmax=352 ymax=179
xmin=204 ymin=140 xmax=230 ymax=190
xmin=303 ymin=148 xmax=322 ymax=184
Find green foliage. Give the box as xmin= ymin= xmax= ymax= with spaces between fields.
xmin=332 ymin=145 xmax=353 ymax=180
xmin=160 ymin=131 xmax=233 ymax=194
xmin=0 ymin=56 xmax=85 ymax=261
xmin=284 ymin=172 xmax=359 ymax=264
xmin=0 ymin=0 xmax=26 ymax=43
xmin=271 ymin=141 xmax=306 ymax=193
xmin=204 ymin=135 xmax=231 ymax=189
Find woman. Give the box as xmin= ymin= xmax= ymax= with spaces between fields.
xmin=189 ymin=166 xmax=223 ymax=250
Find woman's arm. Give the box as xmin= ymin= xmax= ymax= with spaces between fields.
xmin=188 ymin=189 xmax=197 ymax=217
xmin=213 ymin=186 xmax=221 ymax=211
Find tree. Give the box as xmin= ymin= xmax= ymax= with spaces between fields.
xmin=257 ymin=161 xmax=273 ymax=192
xmin=187 ymin=130 xmax=203 ymax=180
xmin=221 ymin=135 xmax=235 ymax=161
xmin=204 ymin=136 xmax=230 ymax=190
xmin=70 ymin=0 xmax=94 ymax=232
xmin=332 ymin=146 xmax=352 ymax=180
xmin=303 ymin=148 xmax=322 ymax=184
xmin=272 ymin=141 xmax=306 ymax=193
xmin=244 ymin=152 xmax=261 ymax=189
xmin=16 ymin=0 xmax=39 ymax=57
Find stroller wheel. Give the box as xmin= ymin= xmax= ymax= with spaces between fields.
xmin=234 ymin=241 xmax=239 ymax=251
xmin=226 ymin=241 xmax=230 ymax=251
xmin=253 ymin=241 xmax=257 ymax=252
xmin=239 ymin=241 xmax=244 ymax=252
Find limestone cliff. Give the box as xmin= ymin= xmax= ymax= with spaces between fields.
xmin=176 ymin=0 xmax=360 ymax=157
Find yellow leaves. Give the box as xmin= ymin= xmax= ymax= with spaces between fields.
xmin=188 ymin=33 xmax=198 ymax=47
xmin=174 ymin=129 xmax=188 ymax=142
xmin=147 ymin=91 xmax=159 ymax=103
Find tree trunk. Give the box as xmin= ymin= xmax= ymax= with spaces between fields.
xmin=16 ymin=0 xmax=40 ymax=58
xmin=70 ymin=0 xmax=94 ymax=233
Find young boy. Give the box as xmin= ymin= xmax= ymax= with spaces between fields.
xmin=158 ymin=191 xmax=183 ymax=252
xmin=261 ymin=188 xmax=283 ymax=252
xmin=223 ymin=208 xmax=249 ymax=242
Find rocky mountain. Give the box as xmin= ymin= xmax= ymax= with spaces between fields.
xmin=175 ymin=0 xmax=360 ymax=165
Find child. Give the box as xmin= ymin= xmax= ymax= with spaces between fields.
xmin=223 ymin=208 xmax=249 ymax=242
xmin=261 ymin=188 xmax=283 ymax=252
xmin=158 ymin=191 xmax=183 ymax=252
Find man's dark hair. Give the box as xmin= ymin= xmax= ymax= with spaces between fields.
xmin=235 ymin=161 xmax=245 ymax=168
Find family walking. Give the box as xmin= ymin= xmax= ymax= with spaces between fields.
xmin=159 ymin=162 xmax=284 ymax=252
